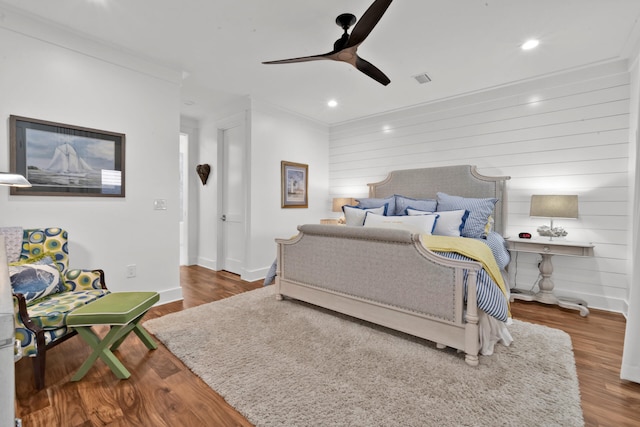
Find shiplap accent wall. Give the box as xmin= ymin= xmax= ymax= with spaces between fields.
xmin=329 ymin=61 xmax=632 ymax=313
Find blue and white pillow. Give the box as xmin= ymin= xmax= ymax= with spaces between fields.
xmin=394 ymin=195 xmax=437 ymax=216
xmin=9 ymin=255 xmax=63 ymax=303
xmin=355 ymin=196 xmax=395 ymax=216
xmin=485 ymin=231 xmax=511 ymax=270
xmin=407 ymin=208 xmax=469 ymax=237
xmin=343 ymin=205 xmax=387 ymax=226
xmin=436 ymin=192 xmax=497 ymax=239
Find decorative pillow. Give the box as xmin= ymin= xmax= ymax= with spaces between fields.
xmin=363 ymin=212 xmax=438 ymax=234
xmin=436 ymin=192 xmax=497 ymax=238
xmin=485 ymin=231 xmax=511 ymax=270
xmin=355 ymin=196 xmax=395 ymax=216
xmin=0 ymin=226 xmax=23 ymax=263
xmin=343 ymin=205 xmax=387 ymax=226
xmin=394 ymin=195 xmax=437 ymax=216
xmin=407 ymin=208 xmax=469 ymax=237
xmin=9 ymin=255 xmax=63 ymax=303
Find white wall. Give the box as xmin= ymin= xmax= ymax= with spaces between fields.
xmin=194 ymin=98 xmax=251 ymax=270
xmin=180 ymin=116 xmax=201 ymax=266
xmin=621 ymin=51 xmax=640 ymax=382
xmin=193 ymin=99 xmax=329 ymax=281
xmin=247 ymin=100 xmax=330 ymax=280
xmin=329 ymin=60 xmax=632 ymax=313
xmin=194 ymin=116 xmax=220 ymax=270
xmin=0 ymin=8 xmax=183 ymax=303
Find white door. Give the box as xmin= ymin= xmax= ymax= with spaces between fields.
xmin=218 ymin=122 xmax=245 ymax=275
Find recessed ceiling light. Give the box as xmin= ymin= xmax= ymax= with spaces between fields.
xmin=521 ymin=39 xmax=540 ymax=50
xmin=327 ymin=99 xmax=338 ymax=108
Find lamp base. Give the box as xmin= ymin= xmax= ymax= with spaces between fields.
xmin=537 ymin=225 xmax=568 ymax=240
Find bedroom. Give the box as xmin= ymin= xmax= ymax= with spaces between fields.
xmin=1 ymin=0 xmax=640 ymax=425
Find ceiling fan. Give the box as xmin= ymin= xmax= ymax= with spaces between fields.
xmin=263 ymin=0 xmax=393 ymax=86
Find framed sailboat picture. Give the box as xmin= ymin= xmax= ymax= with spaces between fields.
xmin=281 ymin=161 xmax=308 ymax=208
xmin=9 ymin=115 xmax=125 ymax=197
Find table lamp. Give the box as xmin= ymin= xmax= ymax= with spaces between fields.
xmin=530 ymin=195 xmax=578 ymax=240
xmin=0 ymin=172 xmax=30 ymax=427
xmin=332 ymin=197 xmax=355 ymax=224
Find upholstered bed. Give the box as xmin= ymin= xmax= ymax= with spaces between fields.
xmin=274 ymin=165 xmax=512 ymax=366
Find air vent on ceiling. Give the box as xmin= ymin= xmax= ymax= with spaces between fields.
xmin=413 ymin=73 xmax=432 ymax=84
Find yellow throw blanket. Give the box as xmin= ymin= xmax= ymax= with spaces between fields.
xmin=421 ymin=235 xmax=509 ymax=309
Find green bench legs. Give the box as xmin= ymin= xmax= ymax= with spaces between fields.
xmin=66 ymin=291 xmax=159 ymax=381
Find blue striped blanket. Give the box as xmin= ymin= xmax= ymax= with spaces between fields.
xmin=423 ymin=232 xmax=510 ymax=322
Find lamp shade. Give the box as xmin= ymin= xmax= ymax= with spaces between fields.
xmin=0 ymin=172 xmax=31 ymax=187
xmin=332 ymin=197 xmax=355 ymax=212
xmin=530 ymin=195 xmax=578 ymax=219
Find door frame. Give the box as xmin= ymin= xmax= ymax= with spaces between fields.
xmin=215 ymin=112 xmax=249 ymax=277
xmin=179 ymin=132 xmax=189 ymax=265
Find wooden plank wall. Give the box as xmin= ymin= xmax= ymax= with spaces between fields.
xmin=329 ymin=63 xmax=631 ymax=313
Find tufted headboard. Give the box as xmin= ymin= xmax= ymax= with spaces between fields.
xmin=367 ymin=165 xmax=510 ymax=236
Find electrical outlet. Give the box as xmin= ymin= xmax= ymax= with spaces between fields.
xmin=126 ymin=264 xmax=136 ymax=278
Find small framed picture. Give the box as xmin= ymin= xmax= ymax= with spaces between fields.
xmin=10 ymin=115 xmax=125 ymax=197
xmin=281 ymin=161 xmax=308 ymax=208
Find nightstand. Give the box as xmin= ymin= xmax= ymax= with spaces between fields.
xmin=506 ymin=237 xmax=594 ymax=317
xmin=320 ymin=218 xmax=341 ymax=225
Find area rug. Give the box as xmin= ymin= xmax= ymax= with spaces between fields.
xmin=144 ymin=286 xmax=584 ymax=427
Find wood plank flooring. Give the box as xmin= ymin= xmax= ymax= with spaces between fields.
xmin=14 ymin=265 xmax=640 ymax=426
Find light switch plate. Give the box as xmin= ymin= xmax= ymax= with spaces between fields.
xmin=153 ymin=199 xmax=167 ymax=210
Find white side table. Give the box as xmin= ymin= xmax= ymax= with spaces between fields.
xmin=506 ymin=237 xmax=594 ymax=317
xmin=319 ymin=218 xmax=340 ymax=225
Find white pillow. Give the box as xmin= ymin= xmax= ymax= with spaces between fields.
xmin=363 ymin=212 xmax=438 ymax=234
xmin=343 ymin=205 xmax=386 ymax=226
xmin=407 ymin=208 xmax=469 ymax=237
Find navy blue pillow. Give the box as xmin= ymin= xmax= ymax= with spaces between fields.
xmin=355 ymin=196 xmax=395 ymax=216
xmin=394 ymin=195 xmax=437 ymax=216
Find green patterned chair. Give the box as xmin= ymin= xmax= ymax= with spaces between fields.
xmin=9 ymin=228 xmax=109 ymax=390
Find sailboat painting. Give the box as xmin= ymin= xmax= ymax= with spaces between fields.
xmin=46 ymin=142 xmax=95 ymax=176
xmin=10 ymin=115 xmax=125 ymax=197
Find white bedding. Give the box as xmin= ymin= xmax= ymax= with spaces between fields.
xmin=479 ymin=310 xmax=513 ymax=355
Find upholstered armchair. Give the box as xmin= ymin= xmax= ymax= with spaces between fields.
xmin=9 ymin=228 xmax=109 ymax=390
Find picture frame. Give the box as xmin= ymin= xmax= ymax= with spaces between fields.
xmin=9 ymin=115 xmax=125 ymax=197
xmin=281 ymin=161 xmax=308 ymax=208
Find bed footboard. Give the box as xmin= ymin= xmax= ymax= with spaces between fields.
xmin=275 ymin=224 xmax=483 ymax=366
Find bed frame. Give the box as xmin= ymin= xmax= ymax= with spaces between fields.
xmin=275 ymin=165 xmax=510 ymax=366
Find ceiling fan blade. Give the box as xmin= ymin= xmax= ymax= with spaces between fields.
xmin=263 ymin=52 xmax=335 ymax=65
xmin=355 ymin=56 xmax=390 ymax=86
xmin=346 ymin=0 xmax=393 ymax=48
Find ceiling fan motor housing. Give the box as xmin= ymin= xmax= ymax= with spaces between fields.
xmin=336 ymin=13 xmax=357 ymax=29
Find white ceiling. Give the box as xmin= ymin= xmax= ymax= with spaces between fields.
xmin=2 ymin=0 xmax=640 ymax=125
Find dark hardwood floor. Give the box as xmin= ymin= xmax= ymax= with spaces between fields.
xmin=14 ymin=265 xmax=640 ymax=426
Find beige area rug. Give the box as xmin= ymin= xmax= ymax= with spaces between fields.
xmin=144 ymin=286 xmax=584 ymax=427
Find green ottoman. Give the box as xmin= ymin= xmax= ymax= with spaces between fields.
xmin=66 ymin=291 xmax=159 ymax=381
